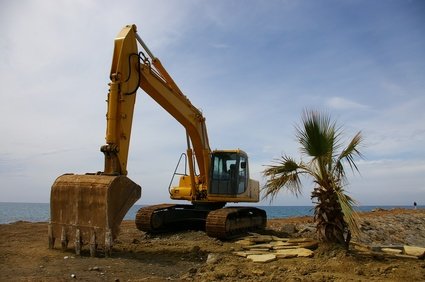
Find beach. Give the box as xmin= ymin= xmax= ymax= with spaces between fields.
xmin=1 ymin=208 xmax=424 ymax=281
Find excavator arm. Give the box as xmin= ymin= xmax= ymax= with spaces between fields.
xmin=101 ymin=25 xmax=140 ymax=176
xmin=102 ymin=25 xmax=211 ymax=199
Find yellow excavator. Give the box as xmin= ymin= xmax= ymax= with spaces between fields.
xmin=49 ymin=24 xmax=266 ymax=256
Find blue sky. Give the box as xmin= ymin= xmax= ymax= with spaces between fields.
xmin=0 ymin=0 xmax=424 ymax=206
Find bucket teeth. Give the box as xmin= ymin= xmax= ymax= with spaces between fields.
xmin=75 ymin=229 xmax=82 ymax=255
xmin=61 ymin=226 xmax=68 ymax=250
xmin=105 ymin=230 xmax=113 ymax=258
xmin=48 ymin=224 xmax=55 ymax=249
xmin=49 ymin=174 xmax=141 ymax=256
xmin=90 ymin=231 xmax=97 ymax=257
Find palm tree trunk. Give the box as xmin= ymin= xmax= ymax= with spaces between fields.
xmin=312 ymin=188 xmax=348 ymax=245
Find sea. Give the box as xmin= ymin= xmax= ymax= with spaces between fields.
xmin=0 ymin=202 xmax=421 ymax=224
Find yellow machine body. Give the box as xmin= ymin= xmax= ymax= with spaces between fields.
xmin=49 ymin=25 xmax=263 ymax=255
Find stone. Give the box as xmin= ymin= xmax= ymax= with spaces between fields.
xmin=272 ymin=245 xmax=299 ymax=250
xmin=403 ymin=245 xmax=425 ymax=258
xmin=381 ymin=248 xmax=402 ymax=255
xmin=233 ymin=251 xmax=248 ymax=257
xmin=281 ymin=224 xmax=297 ymax=234
xmin=299 ymin=226 xmax=316 ymax=234
xmin=272 ymin=236 xmax=289 ymax=241
xmin=275 ymin=248 xmax=314 ymax=258
xmin=273 ymin=241 xmax=298 ymax=246
xmin=233 ymin=250 xmax=270 ymax=258
xmin=372 ymin=208 xmax=386 ymax=212
xmin=251 ymin=269 xmax=266 ymax=276
xmin=287 ymin=238 xmax=313 ymax=243
xmin=249 ymin=235 xmax=274 ymax=243
xmin=395 ymin=254 xmax=421 ymax=259
xmin=234 ymin=239 xmax=254 ymax=246
xmin=275 ymin=252 xmax=298 ymax=259
xmin=247 ymin=254 xmax=277 ymax=263
xmin=299 ymin=240 xmax=319 ymax=250
xmin=350 ymin=241 xmax=370 ymax=252
xmin=243 ymin=243 xmax=273 ymax=250
xmin=206 ymin=253 xmax=220 ymax=264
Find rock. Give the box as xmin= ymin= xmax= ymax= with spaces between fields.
xmin=275 ymin=252 xmax=298 ymax=259
xmin=272 ymin=245 xmax=301 ymax=250
xmin=281 ymin=224 xmax=297 ymax=234
xmin=299 ymin=226 xmax=315 ymax=234
xmin=243 ymin=248 xmax=270 ymax=252
xmin=299 ymin=240 xmax=319 ymax=250
xmin=403 ymin=245 xmax=425 ymax=258
xmin=395 ymin=254 xmax=421 ymax=259
xmin=248 ymin=234 xmax=274 ymax=243
xmin=233 ymin=251 xmax=248 ymax=257
xmin=275 ymin=248 xmax=314 ymax=258
xmin=372 ymin=208 xmax=386 ymax=212
xmin=287 ymin=238 xmax=313 ymax=243
xmin=191 ymin=245 xmax=201 ymax=253
xmin=188 ymin=267 xmax=197 ymax=274
xmin=381 ymin=248 xmax=402 ymax=255
xmin=272 ymin=241 xmax=298 ymax=246
xmin=355 ymin=268 xmax=365 ymax=275
xmin=234 ymin=250 xmax=270 ymax=257
xmin=251 ymin=269 xmax=266 ymax=276
xmin=234 ymin=239 xmax=254 ymax=246
xmin=272 ymin=236 xmax=289 ymax=241
xmin=350 ymin=241 xmax=370 ymax=252
xmin=206 ymin=253 xmax=220 ymax=264
xmin=270 ymin=241 xmax=286 ymax=247
xmin=243 ymin=243 xmax=273 ymax=250
xmin=247 ymin=254 xmax=277 ymax=263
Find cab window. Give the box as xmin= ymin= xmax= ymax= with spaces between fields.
xmin=210 ymin=152 xmax=248 ymax=195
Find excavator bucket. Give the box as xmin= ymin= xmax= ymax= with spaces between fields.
xmin=48 ymin=174 xmax=141 ymax=256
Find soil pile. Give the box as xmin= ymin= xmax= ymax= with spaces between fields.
xmin=0 ymin=208 xmax=424 ymax=281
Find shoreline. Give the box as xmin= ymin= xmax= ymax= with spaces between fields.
xmin=1 ymin=206 xmax=422 ymax=226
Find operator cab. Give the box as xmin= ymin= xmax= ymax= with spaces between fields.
xmin=210 ymin=150 xmax=248 ymax=196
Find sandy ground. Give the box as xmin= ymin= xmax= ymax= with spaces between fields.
xmin=0 ymin=208 xmax=424 ymax=281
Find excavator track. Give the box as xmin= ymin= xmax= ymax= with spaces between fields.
xmin=135 ymin=204 xmax=210 ymax=233
xmin=136 ymin=204 xmax=266 ymax=239
xmin=206 ymin=207 xmax=267 ymax=239
xmin=135 ymin=204 xmax=175 ymax=232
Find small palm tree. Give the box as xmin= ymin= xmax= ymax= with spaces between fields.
xmin=262 ymin=110 xmax=363 ymax=246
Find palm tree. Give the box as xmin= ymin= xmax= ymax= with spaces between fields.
xmin=262 ymin=110 xmax=363 ymax=246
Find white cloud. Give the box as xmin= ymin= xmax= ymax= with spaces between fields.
xmin=326 ymin=97 xmax=368 ymax=110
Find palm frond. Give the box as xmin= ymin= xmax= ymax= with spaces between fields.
xmin=334 ymin=186 xmax=361 ymax=237
xmin=296 ymin=110 xmax=337 ymax=160
xmin=262 ymin=155 xmax=307 ymax=200
xmin=334 ymin=131 xmax=364 ymax=179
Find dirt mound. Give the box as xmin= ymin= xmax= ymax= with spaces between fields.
xmin=0 ymin=209 xmax=424 ymax=281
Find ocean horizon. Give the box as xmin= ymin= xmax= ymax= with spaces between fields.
xmin=0 ymin=202 xmax=421 ymax=224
